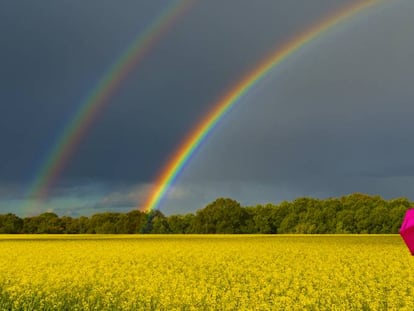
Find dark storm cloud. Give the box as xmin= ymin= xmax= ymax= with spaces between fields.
xmin=59 ymin=0 xmax=363 ymax=184
xmin=0 ymin=0 xmax=168 ymax=182
xmin=0 ymin=183 xmax=21 ymax=199
xmin=174 ymin=0 xmax=414 ymax=206
xmin=1 ymin=0 xmax=411 ymax=215
xmin=0 ymin=0 xmax=359 ymax=186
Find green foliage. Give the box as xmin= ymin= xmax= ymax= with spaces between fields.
xmin=191 ymin=198 xmax=249 ymax=233
xmin=167 ymin=214 xmax=194 ymax=233
xmin=23 ymin=212 xmax=63 ymax=234
xmin=0 ymin=213 xmax=23 ymax=233
xmin=0 ymin=193 xmax=410 ymax=234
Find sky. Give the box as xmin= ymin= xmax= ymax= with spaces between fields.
xmin=1 ymin=0 xmax=413 ymax=217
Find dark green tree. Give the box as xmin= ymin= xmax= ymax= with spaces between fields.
xmin=192 ymin=198 xmax=249 ymax=233
xmin=0 ymin=214 xmax=23 ymax=233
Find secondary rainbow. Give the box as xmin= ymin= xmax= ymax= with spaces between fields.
xmin=25 ymin=0 xmax=194 ymax=207
xmin=141 ymin=0 xmax=382 ymax=212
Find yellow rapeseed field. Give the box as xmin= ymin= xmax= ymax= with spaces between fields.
xmin=0 ymin=235 xmax=413 ymax=310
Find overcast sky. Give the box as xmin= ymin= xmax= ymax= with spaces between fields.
xmin=1 ymin=0 xmax=413 ymax=217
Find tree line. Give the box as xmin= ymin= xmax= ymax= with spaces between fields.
xmin=0 ymin=193 xmax=410 ymax=234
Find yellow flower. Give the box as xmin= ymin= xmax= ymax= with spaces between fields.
xmin=0 ymin=234 xmax=411 ymax=310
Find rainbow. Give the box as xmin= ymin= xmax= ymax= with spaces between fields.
xmin=25 ymin=0 xmax=194 ymax=207
xmin=141 ymin=0 xmax=382 ymax=212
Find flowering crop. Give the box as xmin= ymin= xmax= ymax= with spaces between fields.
xmin=0 ymin=235 xmax=413 ymax=310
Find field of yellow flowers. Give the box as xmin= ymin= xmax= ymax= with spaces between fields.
xmin=0 ymin=235 xmax=413 ymax=310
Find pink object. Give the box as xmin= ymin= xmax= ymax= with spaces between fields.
xmin=400 ymin=208 xmax=414 ymax=255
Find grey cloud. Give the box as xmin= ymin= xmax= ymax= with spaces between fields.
xmin=0 ymin=183 xmax=23 ymax=199
xmin=173 ymin=0 xmax=414 ymax=205
xmin=0 ymin=0 xmax=367 ymax=185
xmin=1 ymin=0 xmax=413 ymax=216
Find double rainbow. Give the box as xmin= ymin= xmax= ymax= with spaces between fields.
xmin=141 ymin=0 xmax=381 ymax=212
